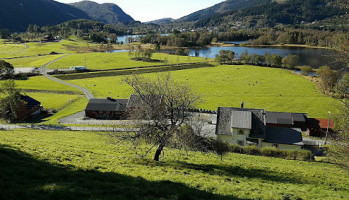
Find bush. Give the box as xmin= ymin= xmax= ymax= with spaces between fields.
xmin=243 ymin=145 xmax=260 ymax=155
xmin=230 ymin=145 xmax=244 ymax=153
xmin=300 ymin=65 xmax=314 ymax=75
xmin=296 ymin=150 xmax=314 ymax=161
xmin=261 ymin=147 xmax=285 ymax=158
xmin=285 ymin=150 xmax=299 ymax=160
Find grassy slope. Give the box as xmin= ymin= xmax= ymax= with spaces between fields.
xmin=4 ymin=54 xmax=64 ymax=68
xmin=13 ymin=76 xmax=80 ymax=93
xmin=0 ymin=42 xmax=28 ymax=58
xmin=26 ymin=93 xmax=82 ymax=110
xmin=0 ymin=130 xmax=348 ymax=200
xmin=68 ymin=65 xmax=340 ymax=118
xmin=47 ymin=52 xmax=208 ymax=70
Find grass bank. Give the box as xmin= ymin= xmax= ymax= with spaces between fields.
xmin=0 ymin=130 xmax=348 ymax=199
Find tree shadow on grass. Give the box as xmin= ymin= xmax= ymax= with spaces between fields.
xmin=134 ymin=159 xmax=307 ymax=185
xmin=0 ymin=144 xmax=247 ymax=200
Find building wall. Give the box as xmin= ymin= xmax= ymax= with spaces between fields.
xmin=85 ymin=110 xmax=125 ymax=120
xmin=217 ymin=128 xmax=250 ymax=146
xmin=262 ymin=142 xmax=302 ymax=151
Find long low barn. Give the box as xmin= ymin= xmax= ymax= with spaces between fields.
xmin=85 ymin=97 xmax=128 ymax=120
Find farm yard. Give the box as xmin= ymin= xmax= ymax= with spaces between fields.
xmin=68 ymin=65 xmax=340 ymax=118
xmin=0 ymin=130 xmax=348 ymax=200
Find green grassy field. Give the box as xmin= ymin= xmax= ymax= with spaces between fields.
xmin=0 ymin=129 xmax=348 ymax=200
xmin=0 ymin=42 xmax=28 ymax=58
xmin=12 ymin=76 xmax=80 ymax=93
xmin=26 ymin=93 xmax=82 ymax=110
xmin=4 ymin=54 xmax=65 ymax=68
xmin=47 ymin=52 xmax=209 ymax=70
xmin=68 ymin=65 xmax=340 ymax=118
xmin=41 ymin=97 xmax=88 ymax=125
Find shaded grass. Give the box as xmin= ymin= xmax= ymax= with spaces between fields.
xmin=0 ymin=130 xmax=348 ymax=199
xmin=68 ymin=65 xmax=340 ymax=118
xmin=47 ymin=52 xmax=209 ymax=70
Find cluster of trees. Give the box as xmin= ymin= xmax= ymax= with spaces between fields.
xmin=128 ymin=45 xmax=154 ymax=61
xmin=238 ymin=51 xmax=300 ymax=69
xmin=215 ymin=50 xmax=235 ymax=65
xmin=1 ymin=19 xmax=160 ymax=43
xmin=248 ymin=29 xmax=349 ymax=50
xmin=140 ymin=30 xmax=261 ymax=47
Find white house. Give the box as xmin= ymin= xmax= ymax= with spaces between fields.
xmin=216 ymin=107 xmax=304 ymax=150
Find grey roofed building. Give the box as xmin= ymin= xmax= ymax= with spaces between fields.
xmin=127 ymin=94 xmax=143 ymax=109
xmin=216 ymin=107 xmax=266 ymax=138
xmin=231 ymin=111 xmax=252 ymax=129
xmin=292 ymin=113 xmax=307 ymax=122
xmin=265 ymin=127 xmax=304 ymax=145
xmin=266 ymin=112 xmax=293 ymax=125
xmin=85 ymin=98 xmax=128 ymax=112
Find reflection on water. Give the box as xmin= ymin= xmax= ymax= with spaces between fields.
xmin=189 ymin=46 xmax=341 ymax=68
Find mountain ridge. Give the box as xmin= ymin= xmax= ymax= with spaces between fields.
xmin=70 ymin=1 xmax=134 ymax=24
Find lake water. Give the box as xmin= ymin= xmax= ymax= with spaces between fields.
xmin=188 ymin=46 xmax=342 ymax=68
xmin=111 ymin=36 xmax=343 ymax=68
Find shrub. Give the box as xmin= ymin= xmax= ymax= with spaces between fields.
xmin=243 ymin=145 xmax=260 ymax=155
xmin=285 ymin=150 xmax=299 ymax=160
xmin=300 ymin=65 xmax=314 ymax=75
xmin=230 ymin=145 xmax=244 ymax=153
xmin=296 ymin=150 xmax=314 ymax=161
xmin=261 ymin=147 xmax=285 ymax=158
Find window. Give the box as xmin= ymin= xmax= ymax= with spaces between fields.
xmin=238 ymin=130 xmax=244 ymax=135
xmin=237 ymin=140 xmax=244 ymax=146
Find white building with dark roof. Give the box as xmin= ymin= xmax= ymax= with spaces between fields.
xmin=216 ymin=106 xmax=304 ymax=150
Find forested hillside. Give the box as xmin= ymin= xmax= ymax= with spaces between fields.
xmin=0 ymin=0 xmax=90 ymax=32
xmin=70 ymin=1 xmax=134 ymax=24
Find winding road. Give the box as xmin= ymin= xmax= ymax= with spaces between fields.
xmin=41 ymin=54 xmax=94 ymax=100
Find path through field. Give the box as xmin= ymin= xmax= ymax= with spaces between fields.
xmin=41 ymin=54 xmax=94 ymax=99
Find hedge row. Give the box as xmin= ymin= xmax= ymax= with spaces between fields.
xmin=228 ymin=145 xmax=314 ymax=161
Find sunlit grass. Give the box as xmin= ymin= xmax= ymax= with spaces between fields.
xmin=0 ymin=129 xmax=348 ymax=199
xmin=68 ymin=65 xmax=340 ymax=118
xmin=47 ymin=52 xmax=209 ymax=70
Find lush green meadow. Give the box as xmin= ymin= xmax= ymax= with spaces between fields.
xmin=47 ymin=52 xmax=209 ymax=70
xmin=26 ymin=92 xmax=81 ymax=110
xmin=0 ymin=42 xmax=28 ymax=58
xmin=0 ymin=129 xmax=348 ymax=200
xmin=13 ymin=76 xmax=80 ymax=93
xmin=68 ymin=65 xmax=340 ymax=118
xmin=4 ymin=54 xmax=64 ymax=68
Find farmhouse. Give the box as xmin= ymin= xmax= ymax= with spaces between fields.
xmin=5 ymin=95 xmax=42 ymax=122
xmin=85 ymin=97 xmax=128 ymax=120
xmin=216 ymin=107 xmax=305 ymax=150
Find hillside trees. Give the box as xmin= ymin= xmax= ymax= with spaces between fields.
xmin=112 ymin=74 xmax=203 ymax=161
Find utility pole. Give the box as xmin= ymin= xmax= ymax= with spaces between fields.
xmin=324 ymin=111 xmax=331 ymax=145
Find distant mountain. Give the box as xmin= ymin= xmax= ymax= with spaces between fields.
xmin=70 ymin=1 xmax=134 ymax=24
xmin=184 ymin=0 xmax=348 ymax=29
xmin=178 ymin=0 xmax=266 ymax=22
xmin=0 ymin=0 xmax=90 ymax=32
xmin=148 ymin=18 xmax=174 ymax=25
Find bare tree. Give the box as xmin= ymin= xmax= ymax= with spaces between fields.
xmin=114 ymin=73 xmax=203 ymax=161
